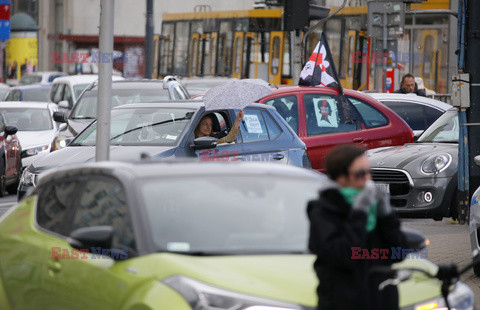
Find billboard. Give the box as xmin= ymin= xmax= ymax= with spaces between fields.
xmin=5 ymin=32 xmax=37 ymax=80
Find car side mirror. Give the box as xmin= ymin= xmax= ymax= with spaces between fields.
xmin=401 ymin=227 xmax=428 ymax=250
xmin=53 ymin=111 xmax=67 ymax=123
xmin=4 ymin=125 xmax=17 ymax=137
xmin=58 ymin=100 xmax=70 ymax=109
xmin=475 ymin=155 xmax=480 ymax=167
xmin=191 ymin=136 xmax=217 ymax=150
xmin=68 ymin=226 xmax=113 ymax=251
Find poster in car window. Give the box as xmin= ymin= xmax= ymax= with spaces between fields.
xmin=243 ymin=114 xmax=263 ymax=133
xmin=313 ymin=98 xmax=338 ymax=128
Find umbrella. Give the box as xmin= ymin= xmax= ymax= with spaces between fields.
xmin=203 ymin=78 xmax=273 ymax=111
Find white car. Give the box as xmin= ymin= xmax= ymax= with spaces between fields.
xmin=0 ymin=102 xmax=60 ymax=167
xmin=50 ymin=75 xmax=125 ymax=111
xmin=367 ymin=93 xmax=452 ymax=138
xmin=16 ymin=71 xmax=67 ymax=86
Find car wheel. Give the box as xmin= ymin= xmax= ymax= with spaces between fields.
xmin=6 ymin=159 xmax=21 ymax=195
xmin=0 ymin=159 xmax=7 ymax=197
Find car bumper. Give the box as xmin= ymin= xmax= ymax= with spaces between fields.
xmin=371 ymin=168 xmax=456 ymax=217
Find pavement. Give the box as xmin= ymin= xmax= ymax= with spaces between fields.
xmin=402 ymin=218 xmax=480 ymax=308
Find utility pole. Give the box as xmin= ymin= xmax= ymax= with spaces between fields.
xmin=464 ymin=0 xmax=480 ymax=221
xmin=96 ymin=0 xmax=114 ymax=162
xmin=145 ymin=0 xmax=153 ymax=79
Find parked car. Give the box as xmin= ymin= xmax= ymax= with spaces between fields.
xmin=367 ymin=108 xmax=458 ymax=220
xmin=180 ymin=77 xmax=236 ymax=98
xmin=0 ymin=102 xmax=59 ymax=167
xmin=4 ymin=84 xmax=51 ymax=102
xmin=49 ymin=74 xmax=124 ymax=110
xmin=258 ymin=86 xmax=414 ymax=171
xmin=469 ymin=155 xmax=480 ymax=276
xmin=0 ymin=115 xmax=21 ymax=196
xmin=19 ymin=101 xmax=308 ymax=199
xmin=51 ymin=78 xmax=190 ymax=151
xmin=367 ymin=93 xmax=451 ymax=138
xmin=1 ymin=160 xmax=475 ymax=309
xmin=18 ymin=71 xmax=67 ymax=86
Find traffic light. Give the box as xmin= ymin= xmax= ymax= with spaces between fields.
xmin=283 ymin=0 xmax=329 ymax=31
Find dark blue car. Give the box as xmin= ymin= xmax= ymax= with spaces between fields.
xmin=18 ymin=101 xmax=310 ymax=200
xmin=4 ymin=84 xmax=51 ymax=102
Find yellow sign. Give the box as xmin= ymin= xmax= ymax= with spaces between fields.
xmin=6 ymin=35 xmax=38 ymax=80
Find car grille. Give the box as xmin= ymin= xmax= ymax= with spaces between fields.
xmin=371 ymin=169 xmax=412 ymax=208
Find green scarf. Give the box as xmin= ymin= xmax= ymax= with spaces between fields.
xmin=340 ymin=187 xmax=377 ymax=232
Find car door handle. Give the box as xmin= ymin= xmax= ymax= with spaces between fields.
xmin=47 ymin=260 xmax=62 ymax=273
xmin=353 ymin=138 xmax=364 ymax=143
xmin=273 ymin=153 xmax=284 ymax=160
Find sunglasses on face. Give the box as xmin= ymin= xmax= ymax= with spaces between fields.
xmin=351 ymin=169 xmax=371 ymax=180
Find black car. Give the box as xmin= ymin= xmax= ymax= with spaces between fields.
xmin=19 ymin=101 xmax=309 ymax=200
xmin=51 ymin=78 xmax=190 ymax=151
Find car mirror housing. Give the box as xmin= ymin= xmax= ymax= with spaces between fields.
xmin=4 ymin=125 xmax=17 ymax=137
xmin=191 ymin=136 xmax=217 ymax=150
xmin=68 ymin=226 xmax=113 ymax=252
xmin=401 ymin=227 xmax=428 ymax=250
xmin=58 ymin=100 xmax=70 ymax=109
xmin=53 ymin=111 xmax=67 ymax=123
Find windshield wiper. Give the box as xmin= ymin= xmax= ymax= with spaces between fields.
xmin=111 ymin=115 xmax=193 ymax=140
xmin=72 ymin=116 xmax=96 ymax=120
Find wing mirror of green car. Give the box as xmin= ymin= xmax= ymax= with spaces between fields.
xmin=401 ymin=227 xmax=428 ymax=250
xmin=68 ymin=226 xmax=113 ymax=252
xmin=191 ymin=136 xmax=217 ymax=150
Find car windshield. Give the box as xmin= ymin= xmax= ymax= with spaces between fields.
xmin=2 ymin=108 xmax=53 ymax=131
xmin=21 ymin=88 xmax=50 ymax=102
xmin=73 ymin=83 xmax=91 ymax=98
xmin=140 ymin=175 xmax=322 ymax=254
xmin=19 ymin=75 xmax=42 ymax=85
xmin=70 ymin=87 xmax=172 ymax=119
xmin=71 ymin=107 xmax=194 ymax=146
xmin=417 ymin=110 xmax=458 ymax=143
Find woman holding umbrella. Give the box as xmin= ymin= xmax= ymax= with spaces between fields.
xmin=194 ymin=110 xmax=244 ymax=144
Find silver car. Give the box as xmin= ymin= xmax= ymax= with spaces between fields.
xmin=367 ymin=108 xmax=458 ymax=221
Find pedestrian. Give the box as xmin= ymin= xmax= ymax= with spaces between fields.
xmin=307 ymin=144 xmax=406 ymax=310
xmin=394 ymin=73 xmax=426 ymax=97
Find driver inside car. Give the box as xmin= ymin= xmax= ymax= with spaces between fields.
xmin=194 ymin=110 xmax=244 ymax=144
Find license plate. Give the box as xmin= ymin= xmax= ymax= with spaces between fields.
xmin=376 ymin=183 xmax=390 ymax=194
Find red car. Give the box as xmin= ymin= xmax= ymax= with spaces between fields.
xmin=0 ymin=123 xmax=21 ymax=196
xmin=258 ymin=86 xmax=413 ymax=171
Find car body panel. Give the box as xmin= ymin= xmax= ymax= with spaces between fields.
xmin=259 ymin=86 xmax=414 ymax=171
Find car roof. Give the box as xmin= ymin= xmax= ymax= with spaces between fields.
xmin=84 ymin=79 xmax=173 ymax=91
xmin=38 ymin=160 xmax=326 ymax=186
xmin=10 ymin=84 xmax=51 ymax=90
xmin=112 ymin=101 xmax=271 ymax=110
xmin=52 ymin=74 xmax=124 ymax=84
xmin=0 ymin=101 xmax=56 ymax=109
xmin=367 ymin=93 xmax=452 ymax=111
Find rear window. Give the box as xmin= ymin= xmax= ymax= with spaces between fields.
xmin=264 ymin=95 xmax=298 ymax=134
xmin=348 ymin=97 xmax=389 ymax=128
xmin=382 ymin=101 xmax=442 ymax=131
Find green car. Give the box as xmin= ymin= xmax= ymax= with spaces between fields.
xmin=0 ymin=161 xmax=474 ymax=309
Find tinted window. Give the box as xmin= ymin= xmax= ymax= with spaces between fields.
xmin=424 ymin=107 xmax=444 ymax=129
xmin=52 ymin=84 xmax=64 ymax=103
xmin=304 ymin=94 xmax=357 ymax=136
xmin=50 ymin=84 xmax=59 ymax=101
xmin=265 ymin=95 xmax=298 ymax=134
xmin=349 ymin=97 xmax=389 ymax=128
xmin=5 ymin=90 xmax=19 ymax=101
xmin=36 ymin=180 xmax=80 ymax=235
xmin=63 ymin=85 xmax=73 ymax=107
xmin=382 ymin=101 xmax=425 ymax=130
xmin=240 ymin=109 xmax=269 ymax=142
xmin=262 ymin=110 xmax=282 ymax=140
xmin=69 ymin=178 xmax=135 ymax=250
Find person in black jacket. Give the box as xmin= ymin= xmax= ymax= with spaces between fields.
xmin=394 ymin=73 xmax=426 ymax=97
xmin=307 ymin=144 xmax=406 ymax=310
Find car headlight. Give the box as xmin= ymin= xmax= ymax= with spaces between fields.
xmin=162 ymin=276 xmax=303 ymax=310
xmin=421 ymin=154 xmax=452 ymax=175
xmin=409 ymin=282 xmax=473 ymax=310
xmin=53 ymin=136 xmax=72 ymax=151
xmin=21 ymin=145 xmax=50 ymax=158
xmin=20 ymin=167 xmax=37 ymax=187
